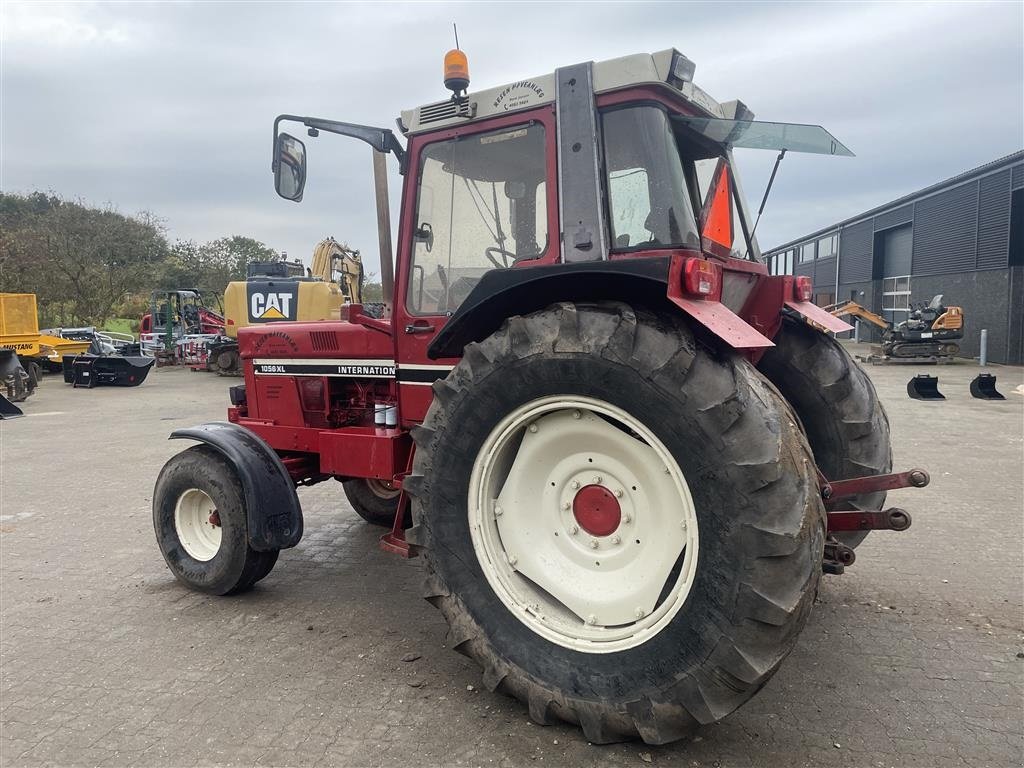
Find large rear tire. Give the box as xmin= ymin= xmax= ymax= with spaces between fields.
xmin=406 ymin=303 xmax=825 ymax=744
xmin=153 ymin=445 xmax=279 ymax=595
xmin=758 ymin=319 xmax=892 ymax=549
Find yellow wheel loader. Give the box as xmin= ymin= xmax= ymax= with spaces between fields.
xmin=206 ymin=238 xmax=368 ymax=375
xmin=0 ymin=293 xmax=92 ymax=404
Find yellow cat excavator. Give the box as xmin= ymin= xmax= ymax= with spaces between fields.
xmin=207 ymin=238 xmax=367 ymax=375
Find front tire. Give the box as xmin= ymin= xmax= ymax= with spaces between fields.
xmin=342 ymin=478 xmax=401 ymax=527
xmin=406 ymin=303 xmax=825 ymax=744
xmin=153 ymin=445 xmax=278 ymax=594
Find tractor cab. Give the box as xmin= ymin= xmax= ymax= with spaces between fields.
xmin=272 ymin=49 xmax=850 ymax=368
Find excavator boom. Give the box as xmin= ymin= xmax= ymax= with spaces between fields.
xmin=310 ymin=237 xmax=364 ymax=303
xmin=828 ymin=300 xmax=890 ymax=330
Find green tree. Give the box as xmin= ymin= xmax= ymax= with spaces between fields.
xmin=158 ymin=236 xmax=279 ymax=295
xmin=0 ymin=192 xmax=168 ymax=326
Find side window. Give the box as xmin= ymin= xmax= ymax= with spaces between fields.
xmin=408 ymin=123 xmax=547 ymax=315
xmin=607 ymin=168 xmax=652 ymax=247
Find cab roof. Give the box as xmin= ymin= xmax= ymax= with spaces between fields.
xmin=399 ymin=49 xmax=751 ymax=136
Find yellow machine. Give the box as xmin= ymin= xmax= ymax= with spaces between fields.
xmin=209 ymin=238 xmax=365 ymax=374
xmin=829 ymin=295 xmax=965 ymax=359
xmin=0 ymin=293 xmax=91 ymax=399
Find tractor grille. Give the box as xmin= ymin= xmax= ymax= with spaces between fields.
xmin=310 ymin=331 xmax=339 ymax=352
xmin=417 ymin=98 xmax=476 ymax=125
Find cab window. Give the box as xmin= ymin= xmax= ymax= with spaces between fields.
xmin=408 ymin=123 xmax=547 ymax=315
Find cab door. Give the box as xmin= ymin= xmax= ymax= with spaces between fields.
xmin=392 ymin=108 xmax=558 ymax=424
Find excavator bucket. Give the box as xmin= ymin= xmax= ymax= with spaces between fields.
xmin=0 ymin=393 xmax=24 ymax=419
xmin=907 ymin=374 xmax=944 ymax=400
xmin=969 ymin=373 xmax=1005 ymax=400
xmin=63 ymin=354 xmax=155 ymax=388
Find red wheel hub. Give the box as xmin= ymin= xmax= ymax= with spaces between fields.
xmin=572 ymin=484 xmax=621 ymax=537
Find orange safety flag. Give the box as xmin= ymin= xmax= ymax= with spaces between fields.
xmin=702 ymin=163 xmax=733 ymax=250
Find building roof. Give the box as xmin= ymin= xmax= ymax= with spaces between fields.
xmin=767 ymin=149 xmax=1024 ymax=253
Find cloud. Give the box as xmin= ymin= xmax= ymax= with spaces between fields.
xmin=1 ymin=0 xmax=1021 ymax=278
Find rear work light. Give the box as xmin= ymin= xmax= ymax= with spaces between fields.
xmin=794 ymin=276 xmax=813 ymax=302
xmin=683 ymin=258 xmax=722 ymax=298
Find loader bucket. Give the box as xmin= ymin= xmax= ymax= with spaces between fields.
xmin=969 ymin=373 xmax=1005 ymax=400
xmin=907 ymin=374 xmax=944 ymax=400
xmin=0 ymin=393 xmax=24 ymax=419
xmin=67 ymin=355 xmax=155 ymax=388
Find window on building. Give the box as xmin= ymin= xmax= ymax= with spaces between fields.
xmin=799 ymin=242 xmax=816 ymax=263
xmin=817 ymin=233 xmax=837 ymax=260
xmin=882 ymin=276 xmax=912 ymax=314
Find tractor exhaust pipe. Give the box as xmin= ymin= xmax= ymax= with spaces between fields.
xmin=372 ymin=150 xmax=395 ymax=313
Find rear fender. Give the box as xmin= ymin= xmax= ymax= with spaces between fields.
xmin=170 ymin=421 xmax=302 ymax=551
xmin=427 ymin=255 xmax=780 ymax=359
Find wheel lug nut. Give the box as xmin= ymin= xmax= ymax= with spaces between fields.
xmin=623 ymin=513 xmax=633 ymax=523
xmin=593 ymin=475 xmax=602 ymax=484
xmin=562 ymin=501 xmax=571 ymax=511
xmin=528 ymin=423 xmax=538 ymax=433
xmin=586 ymin=615 xmax=598 ymax=625
xmin=611 ymin=535 xmax=621 ymax=545
xmin=635 ymin=607 xmax=645 ymax=619
xmin=572 ymin=410 xmax=582 ymax=419
xmin=615 ymin=489 xmax=624 ymax=498
xmin=570 ymin=524 xmax=579 ymax=535
xmin=571 ymin=480 xmax=580 ymax=490
xmin=507 ymin=554 xmax=517 ymax=566
xmin=494 ymin=505 xmax=503 ymax=517
xmin=589 ymin=538 xmax=599 ymax=549
xmin=680 ymin=521 xmax=687 ymax=530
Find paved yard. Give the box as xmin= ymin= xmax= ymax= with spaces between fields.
xmin=2 ymin=354 xmax=1022 ymax=767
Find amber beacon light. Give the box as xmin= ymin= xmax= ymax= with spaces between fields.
xmin=444 ymin=48 xmax=470 ymax=95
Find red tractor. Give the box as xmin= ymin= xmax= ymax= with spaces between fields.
xmin=153 ymin=49 xmax=928 ymax=744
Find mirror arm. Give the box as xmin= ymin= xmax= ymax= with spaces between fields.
xmin=273 ymin=114 xmax=406 ymax=171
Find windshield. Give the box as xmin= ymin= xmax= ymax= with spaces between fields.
xmin=602 ymin=107 xmax=700 ymax=251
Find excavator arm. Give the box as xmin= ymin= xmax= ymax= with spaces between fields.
xmin=828 ymin=300 xmax=890 ymax=331
xmin=311 ymin=237 xmax=364 ymax=304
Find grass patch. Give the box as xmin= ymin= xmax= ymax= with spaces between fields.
xmin=102 ymin=317 xmax=138 ymax=338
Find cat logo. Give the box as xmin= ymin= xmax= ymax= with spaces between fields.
xmin=250 ymin=291 xmax=294 ymax=321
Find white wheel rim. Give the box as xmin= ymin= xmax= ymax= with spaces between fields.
xmin=468 ymin=395 xmax=699 ymax=653
xmin=366 ymin=479 xmax=401 ymax=500
xmin=174 ymin=488 xmax=223 ymax=562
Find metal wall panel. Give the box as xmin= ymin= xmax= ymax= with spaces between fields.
xmin=814 ymin=257 xmax=836 ymax=289
xmin=838 ymin=220 xmax=873 ymax=282
xmin=1012 ymin=163 xmax=1024 ymax=191
xmin=873 ymin=204 xmax=913 ymax=231
xmin=977 ymin=169 xmax=1012 ymax=270
xmin=912 ymin=181 xmax=979 ymax=275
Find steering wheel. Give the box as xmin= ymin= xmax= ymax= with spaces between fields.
xmin=485 ymin=247 xmax=517 ymax=268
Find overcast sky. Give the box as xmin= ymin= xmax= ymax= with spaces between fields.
xmin=2 ymin=1 xmax=1022 ymax=277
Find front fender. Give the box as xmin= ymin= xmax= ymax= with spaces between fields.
xmin=170 ymin=421 xmax=302 ymax=551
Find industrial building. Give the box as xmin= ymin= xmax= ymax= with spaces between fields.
xmin=765 ymin=151 xmax=1024 ymax=364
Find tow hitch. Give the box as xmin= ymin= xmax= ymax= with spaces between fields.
xmin=819 ymin=468 xmax=929 ymax=574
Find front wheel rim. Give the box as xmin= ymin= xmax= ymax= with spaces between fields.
xmin=468 ymin=395 xmax=699 ymax=654
xmin=174 ymin=488 xmax=223 ymax=561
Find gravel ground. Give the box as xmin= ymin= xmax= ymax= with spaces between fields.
xmin=2 ymin=352 xmax=1022 ymax=767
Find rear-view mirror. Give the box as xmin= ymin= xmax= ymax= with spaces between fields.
xmin=275 ymin=133 xmax=307 ymax=201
